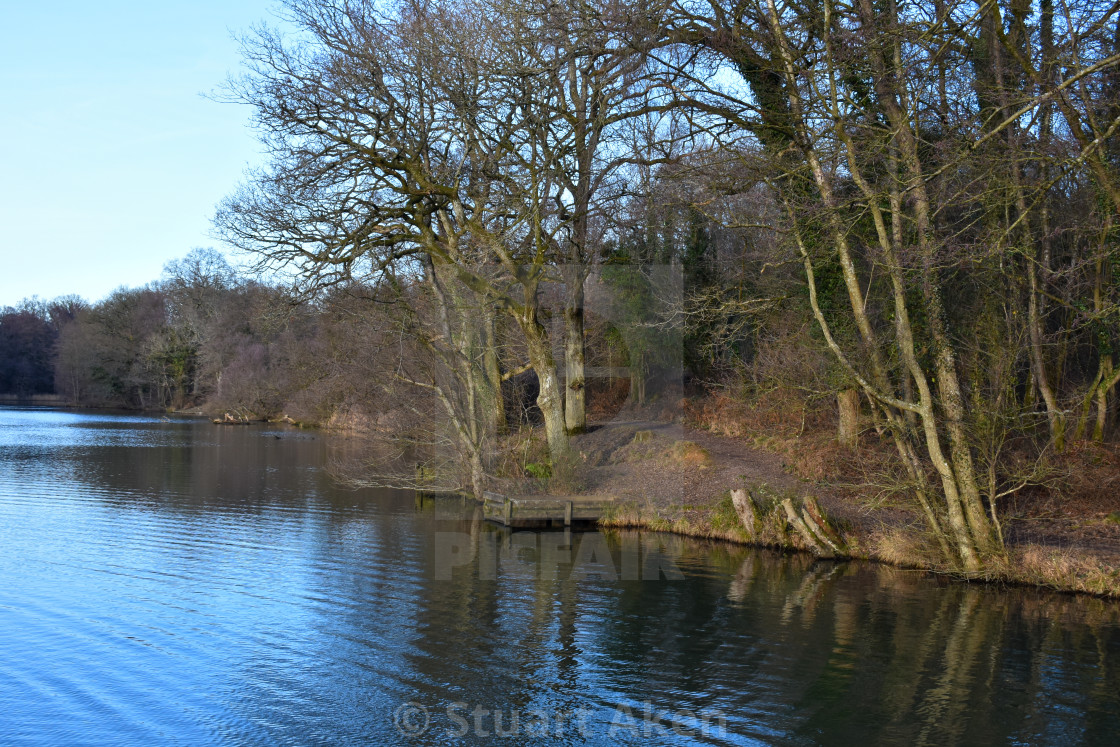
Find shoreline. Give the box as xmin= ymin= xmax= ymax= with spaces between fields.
xmin=11 ymin=400 xmax=1117 ymax=597
xmin=596 ymin=511 xmax=1120 ymax=600
xmin=543 ymin=415 xmax=1120 ymax=600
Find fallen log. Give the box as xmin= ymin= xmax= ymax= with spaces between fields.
xmin=781 ymin=497 xmax=842 ymax=557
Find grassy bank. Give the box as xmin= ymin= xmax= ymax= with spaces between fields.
xmin=597 ymin=487 xmax=1120 ymax=598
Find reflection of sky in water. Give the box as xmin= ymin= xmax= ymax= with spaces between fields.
xmin=0 ymin=407 xmax=209 ymax=449
xmin=0 ymin=407 xmax=1118 ymax=746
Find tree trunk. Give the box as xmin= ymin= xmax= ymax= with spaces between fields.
xmin=515 ymin=302 xmax=570 ymax=467
xmin=482 ymin=305 xmax=506 ymax=435
xmin=468 ymin=448 xmax=486 ymax=502
xmin=630 ymin=358 xmax=646 ymax=406
xmin=864 ymin=0 xmax=997 ymax=560
xmin=837 ymin=389 xmax=860 ymax=449
xmin=1095 ymin=355 xmax=1119 ymax=442
xmin=1028 ymin=250 xmax=1064 ymax=449
xmin=563 ymin=267 xmax=587 ymax=434
xmin=730 ymin=488 xmax=760 ymax=537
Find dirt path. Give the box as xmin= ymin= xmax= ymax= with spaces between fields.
xmin=575 ymin=420 xmax=801 ymax=501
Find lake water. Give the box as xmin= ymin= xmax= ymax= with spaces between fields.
xmin=0 ymin=407 xmax=1118 ymax=745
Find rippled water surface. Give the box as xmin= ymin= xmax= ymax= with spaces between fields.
xmin=1 ymin=407 xmax=1119 ymax=745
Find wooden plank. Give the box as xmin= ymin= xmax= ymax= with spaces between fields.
xmin=477 ymin=492 xmax=614 ymax=528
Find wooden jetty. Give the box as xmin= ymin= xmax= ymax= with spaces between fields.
xmin=482 ymin=491 xmax=613 ymax=529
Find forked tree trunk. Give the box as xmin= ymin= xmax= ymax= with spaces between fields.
xmin=1095 ymin=355 xmax=1120 ymax=442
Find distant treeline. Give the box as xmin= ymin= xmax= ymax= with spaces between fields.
xmin=0 ymin=250 xmax=393 ymax=420
xmin=0 ymin=297 xmax=78 ymax=397
xmin=0 ymin=246 xmax=687 ymax=423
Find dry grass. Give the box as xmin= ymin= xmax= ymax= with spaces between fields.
xmin=600 ymin=498 xmax=747 ymax=543
xmin=997 ymin=545 xmax=1120 ymax=597
xmin=599 ymin=501 xmax=671 ymax=532
xmin=668 ymin=440 xmax=713 ymax=468
xmin=867 ymin=527 xmax=942 ymax=569
xmin=606 ymin=433 xmax=714 ymax=470
xmin=684 ymin=390 xmax=855 ymax=483
xmin=490 ymin=427 xmax=552 ymax=484
xmin=684 ymin=389 xmax=806 ymax=439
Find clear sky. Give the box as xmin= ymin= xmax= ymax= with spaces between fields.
xmin=0 ymin=1 xmax=281 ymax=308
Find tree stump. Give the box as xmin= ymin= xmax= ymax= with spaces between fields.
xmin=731 ymin=488 xmax=760 ymax=537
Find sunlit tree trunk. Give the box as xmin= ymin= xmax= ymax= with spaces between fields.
xmin=563 ymin=264 xmax=588 ymax=433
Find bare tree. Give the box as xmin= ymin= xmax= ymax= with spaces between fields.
xmin=215 ymin=0 xmax=592 ymax=469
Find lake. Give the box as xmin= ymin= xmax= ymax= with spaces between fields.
xmin=0 ymin=408 xmax=1118 ymax=745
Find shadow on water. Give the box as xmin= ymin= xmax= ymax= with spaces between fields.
xmin=0 ymin=408 xmax=1118 ymax=745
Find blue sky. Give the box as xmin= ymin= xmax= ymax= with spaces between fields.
xmin=0 ymin=1 xmax=281 ymax=308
